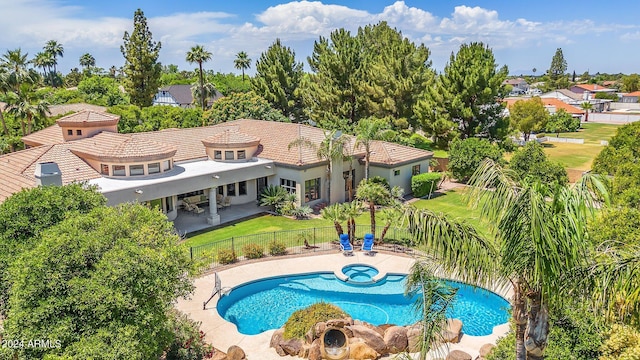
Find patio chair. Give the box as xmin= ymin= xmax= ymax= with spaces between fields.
xmin=339 ymin=233 xmax=353 ymax=256
xmin=216 ymin=193 xmax=224 ymax=205
xmin=192 ymin=204 xmax=205 ymax=215
xmin=362 ymin=233 xmax=375 ymax=256
xmin=223 ymin=196 xmax=232 ymax=207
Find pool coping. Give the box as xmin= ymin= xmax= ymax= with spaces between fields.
xmin=175 ymin=251 xmax=513 ymax=360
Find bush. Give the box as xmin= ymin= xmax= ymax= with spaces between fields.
xmin=217 ymin=248 xmax=236 ymax=265
xmin=368 ymin=176 xmax=390 ymax=189
xmin=448 ymin=138 xmax=503 ymax=182
xmin=165 ymin=310 xmax=215 ymax=360
xmin=411 ymin=172 xmax=443 ymax=197
xmin=290 ymin=206 xmax=313 ymax=219
xmin=509 ymin=141 xmax=568 ymax=185
xmin=268 ymin=240 xmax=287 ymax=256
xmin=601 ymin=324 xmax=640 ymax=360
xmin=242 ymin=243 xmax=264 ymax=259
xmin=283 ymin=302 xmax=347 ymax=339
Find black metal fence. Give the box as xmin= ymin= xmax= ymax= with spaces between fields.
xmin=190 ymin=225 xmax=415 ymax=270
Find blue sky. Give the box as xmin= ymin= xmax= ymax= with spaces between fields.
xmin=1 ymin=0 xmax=639 ymax=76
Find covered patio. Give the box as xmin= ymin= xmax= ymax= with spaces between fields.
xmin=173 ymin=202 xmax=270 ymax=235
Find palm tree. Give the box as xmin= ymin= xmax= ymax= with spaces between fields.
xmin=404 ymin=159 xmax=606 ymax=360
xmin=321 ymin=203 xmax=347 ymax=238
xmin=580 ymin=101 xmax=593 ymax=122
xmin=5 ymin=86 xmax=51 ymax=135
xmin=234 ymin=51 xmax=251 ymax=82
xmin=186 ymin=45 xmax=212 ymax=110
xmin=356 ymin=179 xmax=394 ymax=239
xmin=32 ymin=51 xmax=54 ymax=77
xmin=1 ymin=49 xmax=38 ymax=90
xmin=44 ymin=40 xmax=63 ymax=75
xmin=288 ymin=129 xmax=348 ymax=204
xmin=0 ymin=70 xmax=11 ymax=141
xmin=259 ymin=185 xmax=289 ymax=214
xmin=354 ymin=117 xmax=386 ymax=179
xmin=79 ymin=53 xmax=96 ymax=72
xmin=341 ymin=200 xmax=362 ymax=243
xmin=190 ymin=81 xmax=217 ymax=116
xmin=378 ymin=207 xmax=402 ymax=244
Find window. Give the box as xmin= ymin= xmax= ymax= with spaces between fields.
xmin=280 ymin=178 xmax=296 ymax=194
xmin=394 ymin=170 xmax=400 ymax=176
xmin=214 ymin=151 xmax=222 ymax=160
xmin=225 ymin=150 xmax=234 ymax=160
xmin=227 ymin=183 xmax=236 ymax=196
xmin=76 ymin=129 xmax=82 ymax=136
xmin=148 ymin=162 xmax=160 ymax=174
xmin=238 ymin=181 xmax=247 ymax=196
xmin=113 ymin=165 xmax=125 ymax=176
xmin=218 ymin=186 xmax=224 ymax=195
xmin=412 ymin=165 xmax=421 ymax=176
xmin=305 ymin=178 xmax=321 ymax=202
xmin=67 ymin=129 xmax=73 ymax=136
xmin=130 ymin=164 xmax=144 ymax=176
xmin=166 ymin=196 xmax=174 ymax=212
xmin=100 ymin=164 xmax=109 ymax=175
xmin=163 ymin=160 xmax=171 ymax=171
xmin=237 ymin=150 xmax=246 ymax=160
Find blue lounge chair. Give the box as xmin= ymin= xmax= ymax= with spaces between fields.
xmin=339 ymin=233 xmax=353 ymax=256
xmin=362 ymin=233 xmax=375 ymax=256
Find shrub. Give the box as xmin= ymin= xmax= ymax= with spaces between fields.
xmin=165 ymin=310 xmax=215 ymax=360
xmin=509 ymin=141 xmax=568 ymax=185
xmin=290 ymin=206 xmax=313 ymax=219
xmin=268 ymin=240 xmax=287 ymax=256
xmin=217 ymin=248 xmax=236 ymax=265
xmin=411 ymin=172 xmax=443 ymax=197
xmin=448 ymin=138 xmax=503 ymax=182
xmin=601 ymin=324 xmax=640 ymax=360
xmin=283 ymin=302 xmax=347 ymax=339
xmin=242 ymin=243 xmax=264 ymax=259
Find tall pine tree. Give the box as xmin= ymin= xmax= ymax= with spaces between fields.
xmin=252 ymin=39 xmax=304 ymax=122
xmin=121 ymin=9 xmax=162 ymax=107
xmin=415 ymin=42 xmax=508 ymax=147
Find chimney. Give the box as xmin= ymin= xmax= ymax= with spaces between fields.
xmin=35 ymin=162 xmax=62 ymax=186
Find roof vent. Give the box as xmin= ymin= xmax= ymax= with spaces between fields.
xmin=35 ymin=162 xmax=62 ymax=187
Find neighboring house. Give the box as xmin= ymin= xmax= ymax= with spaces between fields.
xmin=503 ymin=78 xmax=529 ymax=96
xmin=5 ymin=111 xmax=432 ymax=229
xmin=621 ymin=91 xmax=640 ymax=103
xmin=153 ymin=84 xmax=223 ymax=108
xmin=542 ymin=88 xmax=611 ymax=113
xmin=569 ymin=84 xmax=617 ymax=100
xmin=504 ymin=97 xmax=585 ymax=119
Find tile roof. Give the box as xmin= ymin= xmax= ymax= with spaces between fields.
xmin=555 ymin=89 xmax=584 ymax=101
xmin=0 ymin=145 xmax=100 ymax=203
xmin=202 ymin=130 xmax=260 ymax=147
xmin=22 ymin=124 xmax=65 ymax=147
xmin=56 ymin=110 xmax=120 ymax=126
xmin=624 ymin=91 xmax=640 ymax=97
xmin=47 ymin=103 xmax=107 ymax=117
xmin=541 ymin=98 xmax=585 ymax=115
xmin=574 ymin=84 xmax=611 ymax=91
xmin=69 ymin=132 xmax=177 ymax=162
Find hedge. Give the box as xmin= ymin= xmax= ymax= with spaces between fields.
xmin=411 ymin=172 xmax=443 ymax=197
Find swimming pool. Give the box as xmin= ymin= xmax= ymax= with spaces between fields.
xmin=216 ymin=272 xmax=510 ymax=336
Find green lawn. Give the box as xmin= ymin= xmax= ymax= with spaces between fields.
xmin=185 ymin=188 xmax=491 ymax=248
xmin=543 ymin=122 xmax=620 ymax=145
xmin=541 ymin=143 xmax=604 ymax=170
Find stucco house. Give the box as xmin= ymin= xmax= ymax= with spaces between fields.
xmin=4 ymin=111 xmax=432 ymax=230
xmin=153 ymin=84 xmax=223 ymax=108
xmin=503 ymin=78 xmax=529 ymax=96
xmin=621 ymin=91 xmax=640 ymax=103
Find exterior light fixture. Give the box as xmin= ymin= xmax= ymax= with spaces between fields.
xmin=265 ymin=165 xmax=272 ymax=169
xmin=213 ymin=175 xmax=220 ymax=179
xmin=134 ymin=189 xmax=143 ymax=195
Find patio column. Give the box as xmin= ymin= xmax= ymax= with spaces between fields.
xmin=207 ymin=187 xmax=220 ymax=226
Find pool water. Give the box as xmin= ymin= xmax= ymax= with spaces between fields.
xmin=216 ymin=272 xmax=510 ymax=336
xmin=342 ymin=265 xmax=379 ymax=282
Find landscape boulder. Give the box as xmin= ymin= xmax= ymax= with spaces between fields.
xmin=383 ymin=326 xmax=408 ymax=353
xmin=347 ymin=324 xmax=387 ymax=355
xmin=406 ymin=323 xmax=424 ymax=353
xmin=280 ymin=338 xmax=303 ymax=356
xmin=269 ymin=328 xmax=287 ymax=356
xmin=477 ymin=343 xmax=495 ymax=359
xmin=308 ymin=338 xmax=322 ymax=360
xmin=441 ymin=319 xmax=463 ymax=343
xmin=225 ymin=345 xmax=246 ymax=360
xmin=446 ymin=350 xmax=472 ymax=360
xmin=349 ymin=342 xmax=379 ymax=360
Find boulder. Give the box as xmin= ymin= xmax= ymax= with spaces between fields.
xmin=446 ymin=350 xmax=472 ymax=360
xmin=349 ymin=342 xmax=379 ymax=360
xmin=307 ymin=321 xmax=326 ymax=343
xmin=269 ymin=328 xmax=287 ymax=356
xmin=347 ymin=324 xmax=388 ymax=355
xmin=378 ymin=324 xmax=396 ymax=332
xmin=406 ymin=324 xmax=424 ymax=353
xmin=225 ymin=345 xmax=246 ymax=360
xmin=280 ymin=338 xmax=303 ymax=356
xmin=354 ymin=320 xmax=385 ymax=336
xmin=478 ymin=343 xmax=495 ymax=358
xmin=308 ymin=338 xmax=322 ymax=360
xmin=441 ymin=319 xmax=463 ymax=343
xmin=326 ymin=318 xmax=352 ymax=328
xmin=383 ymin=326 xmax=408 ymax=353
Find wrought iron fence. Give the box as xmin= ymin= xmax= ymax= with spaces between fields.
xmin=190 ymin=225 xmax=415 ymax=270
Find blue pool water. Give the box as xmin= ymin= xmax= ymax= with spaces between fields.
xmin=217 ymin=272 xmax=510 ymax=336
xmin=342 ymin=264 xmax=379 ymax=282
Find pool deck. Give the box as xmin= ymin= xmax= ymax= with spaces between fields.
xmin=175 ymin=252 xmax=511 ymax=359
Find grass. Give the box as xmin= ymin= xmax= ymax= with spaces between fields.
xmin=544 ymin=123 xmax=620 ymax=145
xmin=541 ymin=143 xmax=604 ymax=170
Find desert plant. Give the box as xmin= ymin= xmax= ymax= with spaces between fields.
xmin=242 ymin=243 xmax=264 ymax=259
xmin=259 ymin=185 xmax=289 ymax=214
xmin=217 ymin=248 xmax=236 ymax=265
xmin=283 ymin=302 xmax=347 ymax=339
xmin=268 ymin=240 xmax=287 ymax=256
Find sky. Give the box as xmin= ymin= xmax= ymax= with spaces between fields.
xmin=1 ymin=0 xmax=639 ymax=76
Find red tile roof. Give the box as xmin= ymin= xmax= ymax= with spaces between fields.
xmin=56 ymin=110 xmax=119 ymax=127
xmin=202 ymin=130 xmax=261 ymax=148
xmin=573 ymin=84 xmax=611 ymax=91
xmin=69 ymin=132 xmax=177 ymax=162
xmin=541 ymin=98 xmax=585 ymax=115
xmin=625 ymin=91 xmax=640 ymax=97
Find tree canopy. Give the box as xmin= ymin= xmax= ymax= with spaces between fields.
xmin=203 ymin=90 xmax=288 ymax=124
xmin=121 ymin=9 xmax=162 ymax=107
xmin=1 ymin=203 xmax=194 ymax=360
xmin=508 ymin=141 xmax=568 ymax=185
xmin=415 ymin=42 xmax=508 ymax=146
xmin=447 ymin=137 xmax=503 ymax=181
xmin=509 ymin=97 xmax=548 ymax=141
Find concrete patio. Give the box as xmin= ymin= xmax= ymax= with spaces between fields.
xmin=173 ymin=202 xmax=270 ymax=235
xmin=175 ymin=252 xmax=511 ymax=360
